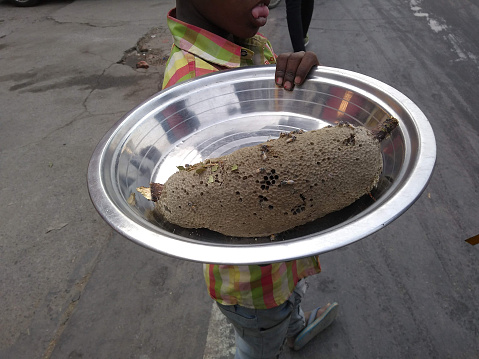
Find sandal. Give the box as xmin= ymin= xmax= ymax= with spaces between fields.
xmin=293 ymin=302 xmax=339 ymax=351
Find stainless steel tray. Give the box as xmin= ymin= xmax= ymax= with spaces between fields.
xmin=87 ymin=66 xmax=436 ymax=264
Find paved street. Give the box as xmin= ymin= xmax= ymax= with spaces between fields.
xmin=0 ymin=0 xmax=478 ymax=358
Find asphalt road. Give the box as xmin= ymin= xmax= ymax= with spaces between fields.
xmin=1 ymin=0 xmax=478 ymax=358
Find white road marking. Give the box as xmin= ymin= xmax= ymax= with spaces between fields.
xmin=203 ymin=302 xmax=236 ymax=359
xmin=409 ymin=0 xmax=478 ymax=65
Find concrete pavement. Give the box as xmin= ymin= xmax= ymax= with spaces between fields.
xmin=0 ymin=0 xmax=478 ymax=358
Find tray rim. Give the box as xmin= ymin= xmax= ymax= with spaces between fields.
xmin=87 ymin=66 xmax=436 ymax=264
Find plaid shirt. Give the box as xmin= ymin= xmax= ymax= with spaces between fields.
xmin=162 ymin=9 xmax=276 ymax=89
xmin=163 ymin=9 xmax=321 ymax=309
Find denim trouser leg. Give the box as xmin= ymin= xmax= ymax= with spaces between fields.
xmin=286 ymin=279 xmax=307 ymax=339
xmin=217 ymin=280 xmax=307 ymax=359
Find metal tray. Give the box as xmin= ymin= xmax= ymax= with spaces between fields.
xmin=87 ymin=66 xmax=436 ymax=264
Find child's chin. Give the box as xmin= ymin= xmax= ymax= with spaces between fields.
xmin=235 ymin=28 xmax=260 ymax=39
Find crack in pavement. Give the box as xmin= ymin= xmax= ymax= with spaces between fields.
xmin=41 ymin=231 xmax=114 ymax=359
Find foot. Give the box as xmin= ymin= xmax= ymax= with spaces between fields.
xmin=286 ymin=303 xmax=333 ymax=348
xmin=304 ymin=34 xmax=310 ymax=47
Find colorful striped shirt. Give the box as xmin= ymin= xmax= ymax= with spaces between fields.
xmin=162 ymin=8 xmax=321 ymax=309
xmin=162 ymin=9 xmax=276 ymax=89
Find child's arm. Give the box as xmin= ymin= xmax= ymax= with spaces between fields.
xmin=275 ymin=51 xmax=320 ymax=91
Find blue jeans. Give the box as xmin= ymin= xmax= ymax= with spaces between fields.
xmin=217 ymin=280 xmax=307 ymax=359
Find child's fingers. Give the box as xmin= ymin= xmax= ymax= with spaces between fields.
xmin=275 ymin=51 xmax=304 ymax=90
xmin=275 ymin=51 xmax=320 ymax=91
xmin=293 ymin=51 xmax=320 ymax=86
xmin=274 ymin=52 xmax=293 ymax=87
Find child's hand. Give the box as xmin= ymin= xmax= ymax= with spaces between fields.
xmin=275 ymin=51 xmax=320 ymax=91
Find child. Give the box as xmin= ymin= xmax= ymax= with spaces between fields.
xmin=162 ymin=1 xmax=338 ymax=358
